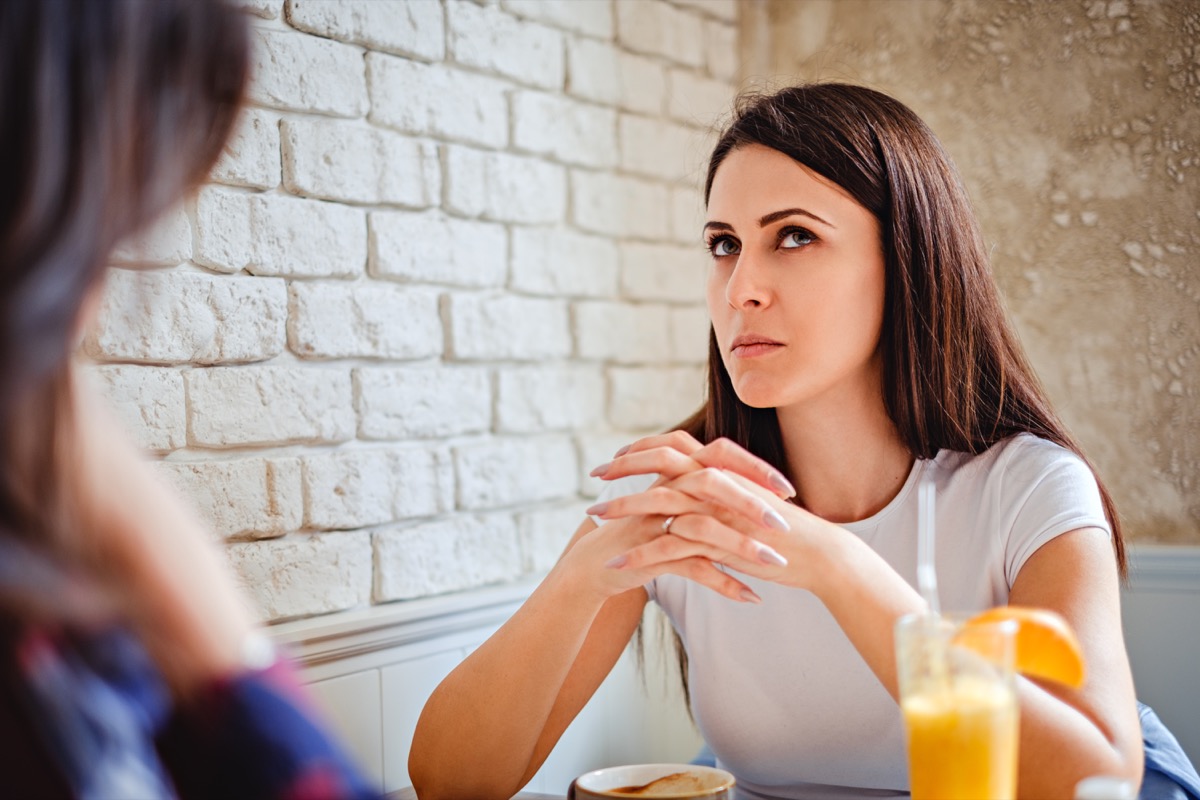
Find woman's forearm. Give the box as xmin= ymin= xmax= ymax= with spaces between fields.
xmin=408 ymin=564 xmax=639 ymax=800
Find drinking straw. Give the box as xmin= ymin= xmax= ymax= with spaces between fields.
xmin=917 ymin=470 xmax=940 ymax=616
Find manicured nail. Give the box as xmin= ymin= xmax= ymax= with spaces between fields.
xmin=756 ymin=544 xmax=788 ymax=567
xmin=739 ymin=588 xmax=763 ymax=604
xmin=769 ymin=472 xmax=797 ymax=498
xmin=589 ymin=462 xmax=612 ymax=478
xmin=613 ymin=444 xmax=631 ymax=457
xmin=762 ymin=508 xmax=790 ymax=532
xmin=604 ymin=554 xmax=628 ymax=569
xmin=586 ymin=502 xmax=609 ymax=516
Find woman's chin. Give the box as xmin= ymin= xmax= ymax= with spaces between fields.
xmin=732 ymin=378 xmax=785 ymax=409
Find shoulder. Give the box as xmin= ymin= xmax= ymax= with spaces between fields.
xmin=938 ymin=433 xmax=1094 ymax=489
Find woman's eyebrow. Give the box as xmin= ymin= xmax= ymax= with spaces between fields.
xmin=703 ymin=207 xmax=835 ymax=235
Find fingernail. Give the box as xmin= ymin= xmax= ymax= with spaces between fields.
xmin=739 ymin=588 xmax=763 ymax=604
xmin=604 ymin=554 xmax=628 ymax=569
xmin=769 ymin=472 xmax=797 ymax=498
xmin=589 ymin=462 xmax=611 ymax=478
xmin=613 ymin=444 xmax=631 ymax=457
xmin=757 ymin=544 xmax=788 ymax=567
xmin=762 ymin=508 xmax=790 ymax=532
xmin=586 ymin=502 xmax=609 ymax=516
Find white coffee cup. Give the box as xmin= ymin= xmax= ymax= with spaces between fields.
xmin=569 ymin=763 xmax=735 ymax=799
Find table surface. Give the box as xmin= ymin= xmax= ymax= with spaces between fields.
xmin=387 ymin=788 xmax=563 ymax=800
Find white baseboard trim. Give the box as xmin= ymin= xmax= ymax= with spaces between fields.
xmin=1126 ymin=544 xmax=1200 ymax=594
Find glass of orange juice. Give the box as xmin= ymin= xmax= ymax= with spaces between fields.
xmin=896 ymin=613 xmax=1019 ymax=800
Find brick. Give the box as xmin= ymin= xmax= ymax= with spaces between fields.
xmin=570 ymin=171 xmax=669 ymax=239
xmin=355 ymin=366 xmax=491 ymax=440
xmin=496 ymin=364 xmax=604 ymax=432
xmin=620 ymin=242 xmax=707 ymax=302
xmin=619 ymin=114 xmax=708 ymax=182
xmin=186 ymin=366 xmax=354 ymax=447
xmin=368 ymin=54 xmax=508 ymax=149
xmin=228 ymin=533 xmax=371 ymax=621
xmin=373 ymin=514 xmax=522 ymax=602
xmin=84 ymin=270 xmax=286 ymax=364
xmin=616 ymin=2 xmax=704 ymax=67
xmin=577 ymin=433 xmax=634 ymax=497
xmin=608 ymin=365 xmax=706 ymax=430
xmin=574 ymin=300 xmax=673 ymax=363
xmin=447 ymin=2 xmax=564 ymax=90
xmin=510 ymin=226 xmax=618 ymax=297
xmin=517 ymin=502 xmax=589 ymax=572
xmin=87 ymin=366 xmax=186 ymax=453
xmin=156 ymin=457 xmax=302 ymax=539
xmin=286 ymin=0 xmax=445 ymax=61
xmin=370 ymin=210 xmax=506 ymax=288
xmin=670 ymin=185 xmax=706 ymax=245
xmin=704 ymin=19 xmax=739 ymax=81
xmin=230 ymin=0 xmax=279 ymax=19
xmin=282 ymin=119 xmax=440 ymax=207
xmin=566 ymin=38 xmax=665 ymax=115
xmin=673 ymin=0 xmax=738 ymax=23
xmin=302 ymin=447 xmax=453 ymax=530
xmin=195 ymin=187 xmax=366 ymax=278
xmin=447 ymin=293 xmax=570 ymax=361
xmin=444 ymin=146 xmax=566 ymax=224
xmin=210 ymin=108 xmax=281 ymax=190
xmin=248 ymin=29 xmax=366 ymax=118
xmin=502 ymin=0 xmax=613 ymax=39
xmin=110 ymin=205 xmax=191 ymax=266
xmin=667 ymin=68 xmax=733 ymax=128
xmin=454 ymin=436 xmax=579 ymax=510
xmin=670 ymin=305 xmax=712 ymax=363
xmin=512 ymin=90 xmax=618 ymax=168
xmin=288 ymin=283 xmax=442 ymax=360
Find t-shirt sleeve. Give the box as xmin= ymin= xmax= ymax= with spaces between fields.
xmin=1002 ymin=437 xmax=1112 ymax=588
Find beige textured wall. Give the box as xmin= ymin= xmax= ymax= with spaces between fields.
xmin=741 ymin=0 xmax=1199 ymax=544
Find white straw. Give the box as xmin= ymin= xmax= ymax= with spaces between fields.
xmin=917 ymin=471 xmax=940 ymax=616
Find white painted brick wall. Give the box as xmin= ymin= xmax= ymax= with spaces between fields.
xmin=454 ymin=436 xmax=579 ymax=510
xmin=374 ymin=514 xmax=523 ymax=602
xmin=282 ymin=119 xmax=441 ymax=206
xmin=447 ymin=293 xmax=571 ymax=360
xmin=286 ymin=0 xmax=446 ymax=61
xmin=287 ymin=283 xmax=442 ymax=360
xmin=87 ymin=0 xmax=735 ymax=623
xmin=249 ymin=29 xmax=367 ymax=118
xmin=195 ymin=187 xmax=366 ymax=278
xmin=369 ymin=210 xmax=506 ymax=288
xmin=85 ymin=270 xmax=287 ymax=364
xmin=186 ymin=366 xmax=354 ymax=447
xmin=355 ymin=367 xmax=491 ymax=440
xmin=157 ymin=456 xmax=303 ymax=539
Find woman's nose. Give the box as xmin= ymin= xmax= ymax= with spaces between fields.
xmin=724 ymin=252 xmax=771 ymax=309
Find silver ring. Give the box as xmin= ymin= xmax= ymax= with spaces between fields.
xmin=661 ymin=515 xmax=676 ymax=533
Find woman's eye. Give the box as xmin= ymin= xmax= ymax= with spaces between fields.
xmin=709 ymin=237 xmax=740 ymax=257
xmin=780 ymin=229 xmax=815 ymax=249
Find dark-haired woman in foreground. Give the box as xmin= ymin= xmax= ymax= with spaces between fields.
xmin=410 ymin=83 xmax=1156 ymax=800
xmin=0 ymin=1 xmax=379 ymax=796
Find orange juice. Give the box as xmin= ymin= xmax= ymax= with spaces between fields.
xmin=902 ymin=677 xmax=1018 ymax=800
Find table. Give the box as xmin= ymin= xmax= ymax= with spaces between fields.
xmin=387 ymin=788 xmax=563 ymax=800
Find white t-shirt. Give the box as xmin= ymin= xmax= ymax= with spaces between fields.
xmin=590 ymin=434 xmax=1111 ymax=800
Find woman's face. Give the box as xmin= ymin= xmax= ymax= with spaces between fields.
xmin=704 ymin=144 xmax=887 ymax=411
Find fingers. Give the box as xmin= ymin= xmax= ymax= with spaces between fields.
xmin=638 ymin=555 xmax=762 ymax=604
xmin=586 ymin=486 xmax=714 ymax=522
xmin=595 ymin=434 xmax=795 ymax=500
xmin=613 ymin=514 xmax=788 ymax=570
xmin=667 ymin=468 xmax=791 ymax=532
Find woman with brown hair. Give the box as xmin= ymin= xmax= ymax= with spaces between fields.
xmin=410 ymin=83 xmax=1156 ymax=799
xmin=0 ymin=1 xmax=379 ymax=796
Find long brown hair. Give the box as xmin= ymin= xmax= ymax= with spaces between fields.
xmin=662 ymin=82 xmax=1125 ymax=703
xmin=0 ymin=0 xmax=250 ymax=622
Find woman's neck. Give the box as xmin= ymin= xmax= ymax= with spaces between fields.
xmin=775 ymin=383 xmax=914 ymax=524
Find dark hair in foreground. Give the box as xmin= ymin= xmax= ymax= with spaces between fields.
xmin=664 ymin=82 xmax=1125 ymax=700
xmin=0 ymin=0 xmax=250 ymax=620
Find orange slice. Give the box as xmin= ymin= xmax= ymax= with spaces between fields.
xmin=955 ymin=606 xmax=1086 ymax=689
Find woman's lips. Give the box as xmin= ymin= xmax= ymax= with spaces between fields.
xmin=730 ymin=336 xmax=785 ymax=358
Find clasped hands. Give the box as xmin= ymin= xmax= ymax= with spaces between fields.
xmin=574 ymin=431 xmax=835 ymax=605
